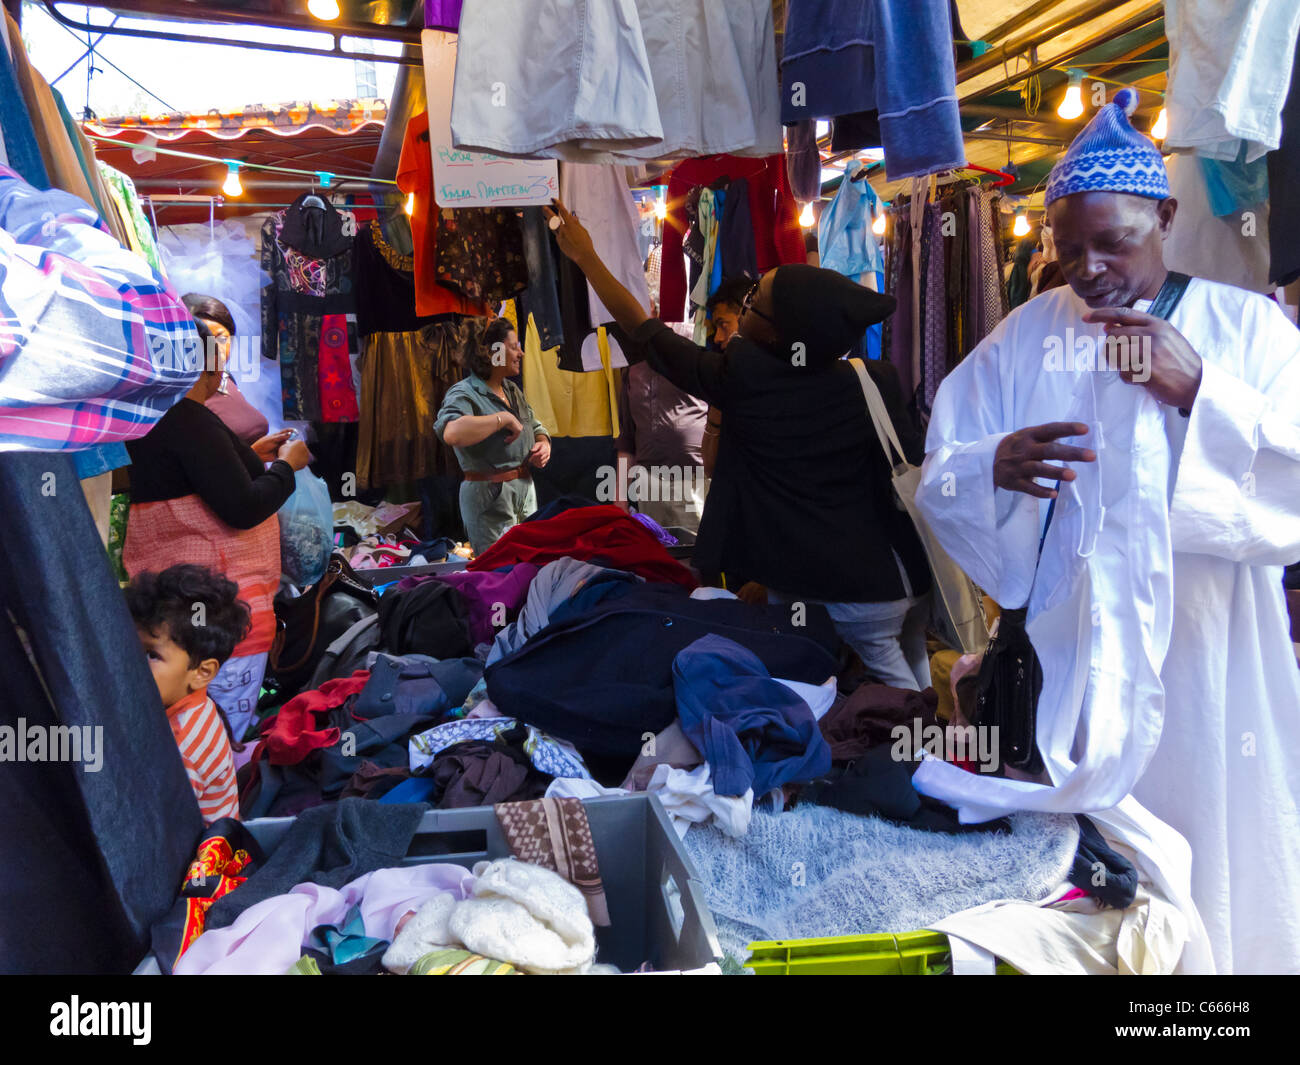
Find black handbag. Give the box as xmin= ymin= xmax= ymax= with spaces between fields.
xmin=269 ymin=552 xmax=378 ymax=696
xmin=971 ymin=272 xmax=1193 ymax=775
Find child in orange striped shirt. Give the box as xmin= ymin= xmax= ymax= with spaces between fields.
xmin=126 ymin=564 xmax=249 ymax=824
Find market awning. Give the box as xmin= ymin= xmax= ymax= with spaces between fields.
xmin=88 ymin=99 xmax=389 ymax=224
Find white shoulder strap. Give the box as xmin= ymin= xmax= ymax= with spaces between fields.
xmin=849 ymin=358 xmax=908 ymax=470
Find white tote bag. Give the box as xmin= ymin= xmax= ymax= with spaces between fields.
xmin=850 ymin=359 xmax=989 ymax=654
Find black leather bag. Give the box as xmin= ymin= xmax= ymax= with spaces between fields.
xmin=971 ymin=272 xmax=1193 ymax=775
xmin=269 ymin=553 xmax=378 ymax=696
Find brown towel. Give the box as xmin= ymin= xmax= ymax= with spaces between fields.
xmin=820 ymin=683 xmax=940 ymax=762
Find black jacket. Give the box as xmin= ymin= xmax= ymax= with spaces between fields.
xmin=630 ymin=319 xmax=930 ymax=603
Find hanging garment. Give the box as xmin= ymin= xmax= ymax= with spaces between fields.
xmin=717 ymin=177 xmax=758 ymax=281
xmin=451 ymin=0 xmax=780 ymax=162
xmin=394 ymin=111 xmax=492 ymax=319
xmin=915 ymin=279 xmax=1300 ymax=976
xmin=260 ymin=195 xmax=361 ymax=422
xmin=659 ymin=155 xmax=805 ymax=321
xmin=1268 ymin=33 xmax=1300 ymax=286
xmin=557 ymin=162 xmax=650 ymax=360
xmin=520 ymin=315 xmax=616 ymax=436
xmin=0 ymin=16 xmax=49 ymax=187
xmin=433 ymin=205 xmax=527 ymax=304
xmin=921 ymin=201 xmax=948 ymax=411
xmin=0 ymin=451 xmax=204 ymax=974
xmin=1164 ymin=0 xmax=1300 ymax=162
xmin=353 ymin=224 xmax=476 ymax=487
xmin=1165 ymin=152 xmax=1273 ymax=293
xmin=780 ymin=0 xmax=965 ymax=180
xmin=98 ymin=162 xmax=163 ymax=274
xmin=784 ymin=119 xmax=823 ymax=203
xmin=516 ymin=208 xmax=565 ymax=350
xmin=688 ymin=188 xmax=718 ymax=343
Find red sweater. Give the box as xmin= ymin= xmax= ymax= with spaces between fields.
xmin=659 ymin=154 xmax=807 ymax=321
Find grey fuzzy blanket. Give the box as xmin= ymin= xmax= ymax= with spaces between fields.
xmin=682 ymin=805 xmax=1079 ymax=963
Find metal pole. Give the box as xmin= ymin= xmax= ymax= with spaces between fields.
xmin=957 ymin=0 xmax=1137 ymax=82
xmin=960 ymin=4 xmax=1165 ymax=103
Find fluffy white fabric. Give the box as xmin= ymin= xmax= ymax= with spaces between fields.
xmin=449 ymin=859 xmax=596 ymax=974
xmin=381 ymin=892 xmax=458 ymax=974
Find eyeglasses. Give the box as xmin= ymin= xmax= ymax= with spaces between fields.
xmin=741 ymin=279 xmax=776 ymax=326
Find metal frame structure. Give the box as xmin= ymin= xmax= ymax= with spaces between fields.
xmin=38 ymin=0 xmax=423 ymax=66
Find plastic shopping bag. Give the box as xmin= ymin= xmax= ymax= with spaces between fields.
xmin=279 ymin=469 xmax=333 ymax=586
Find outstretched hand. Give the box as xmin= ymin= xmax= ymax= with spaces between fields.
xmin=543 ymin=199 xmax=596 ymax=265
xmin=993 ymin=422 xmax=1095 ymax=499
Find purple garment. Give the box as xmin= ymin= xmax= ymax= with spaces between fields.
xmin=888 ymin=213 xmax=915 ymax=402
xmin=425 ymin=0 xmax=463 ymax=31
xmin=922 ymin=202 xmax=948 ymax=412
xmin=174 ymin=863 xmax=475 ymax=975
xmin=398 ymin=564 xmax=541 ymax=647
xmin=632 ymin=512 xmax=679 ymax=546
xmin=785 ymin=119 xmax=823 ymax=203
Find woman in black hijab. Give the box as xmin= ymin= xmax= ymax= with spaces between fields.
xmin=546 ymin=200 xmax=934 ymax=690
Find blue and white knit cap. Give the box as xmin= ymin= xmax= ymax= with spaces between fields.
xmin=1045 ymin=87 xmax=1169 ymax=206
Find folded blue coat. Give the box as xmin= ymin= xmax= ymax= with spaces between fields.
xmin=484 ymin=584 xmax=838 ymax=773
xmin=674 ymin=634 xmax=831 ymax=797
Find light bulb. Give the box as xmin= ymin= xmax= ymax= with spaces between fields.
xmin=798 ymin=201 xmax=815 ymax=228
xmin=872 ymin=212 xmax=886 ymax=236
xmin=653 ymin=199 xmax=667 ymax=221
xmin=1151 ymin=106 xmax=1168 ymax=140
xmin=1013 ymin=211 xmax=1030 ymax=237
xmin=1058 ymin=70 xmax=1085 ymax=121
xmin=307 ymin=0 xmax=341 ymax=20
xmin=221 ymin=163 xmax=243 ymax=198
xmin=404 ymin=191 xmax=415 ymax=216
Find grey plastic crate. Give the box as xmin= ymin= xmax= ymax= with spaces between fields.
xmin=140 ymin=794 xmax=722 ymax=975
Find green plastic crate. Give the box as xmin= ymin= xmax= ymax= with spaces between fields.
xmin=745 ymin=930 xmax=1020 ymax=975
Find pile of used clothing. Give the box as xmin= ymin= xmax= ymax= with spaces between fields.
xmin=153 ymin=798 xmax=623 ymax=975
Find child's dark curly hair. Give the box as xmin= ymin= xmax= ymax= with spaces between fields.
xmin=124 ymin=564 xmax=252 ymax=667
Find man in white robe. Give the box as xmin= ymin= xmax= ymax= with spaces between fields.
xmin=914 ymin=89 xmax=1300 ymax=974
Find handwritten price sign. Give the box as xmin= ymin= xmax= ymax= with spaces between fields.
xmin=423 ymin=29 xmax=558 ymax=209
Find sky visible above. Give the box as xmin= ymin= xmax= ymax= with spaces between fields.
xmin=20 ymin=1 xmax=400 ymax=118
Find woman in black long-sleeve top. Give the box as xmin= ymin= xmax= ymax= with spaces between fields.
xmin=546 ymin=200 xmax=935 ymax=691
xmin=123 ymin=319 xmax=310 ymax=740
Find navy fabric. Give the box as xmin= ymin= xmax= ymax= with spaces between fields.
xmin=674 ymin=634 xmax=831 ymax=797
xmin=516 ymin=206 xmax=565 ymax=349
xmin=1069 ymin=814 xmax=1139 ymax=908
xmin=780 ymin=0 xmax=964 ymax=181
xmin=0 ymin=452 xmax=202 ymax=972
xmin=525 ymin=493 xmax=601 ymax=523
xmin=717 ymin=178 xmax=758 ymax=282
xmin=484 ymin=583 xmax=838 ymax=769
xmin=354 ymin=653 xmax=483 ymax=719
xmin=0 ymin=39 xmax=50 ymax=188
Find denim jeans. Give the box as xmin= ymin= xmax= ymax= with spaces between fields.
xmin=770 ymin=589 xmax=932 ymax=692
